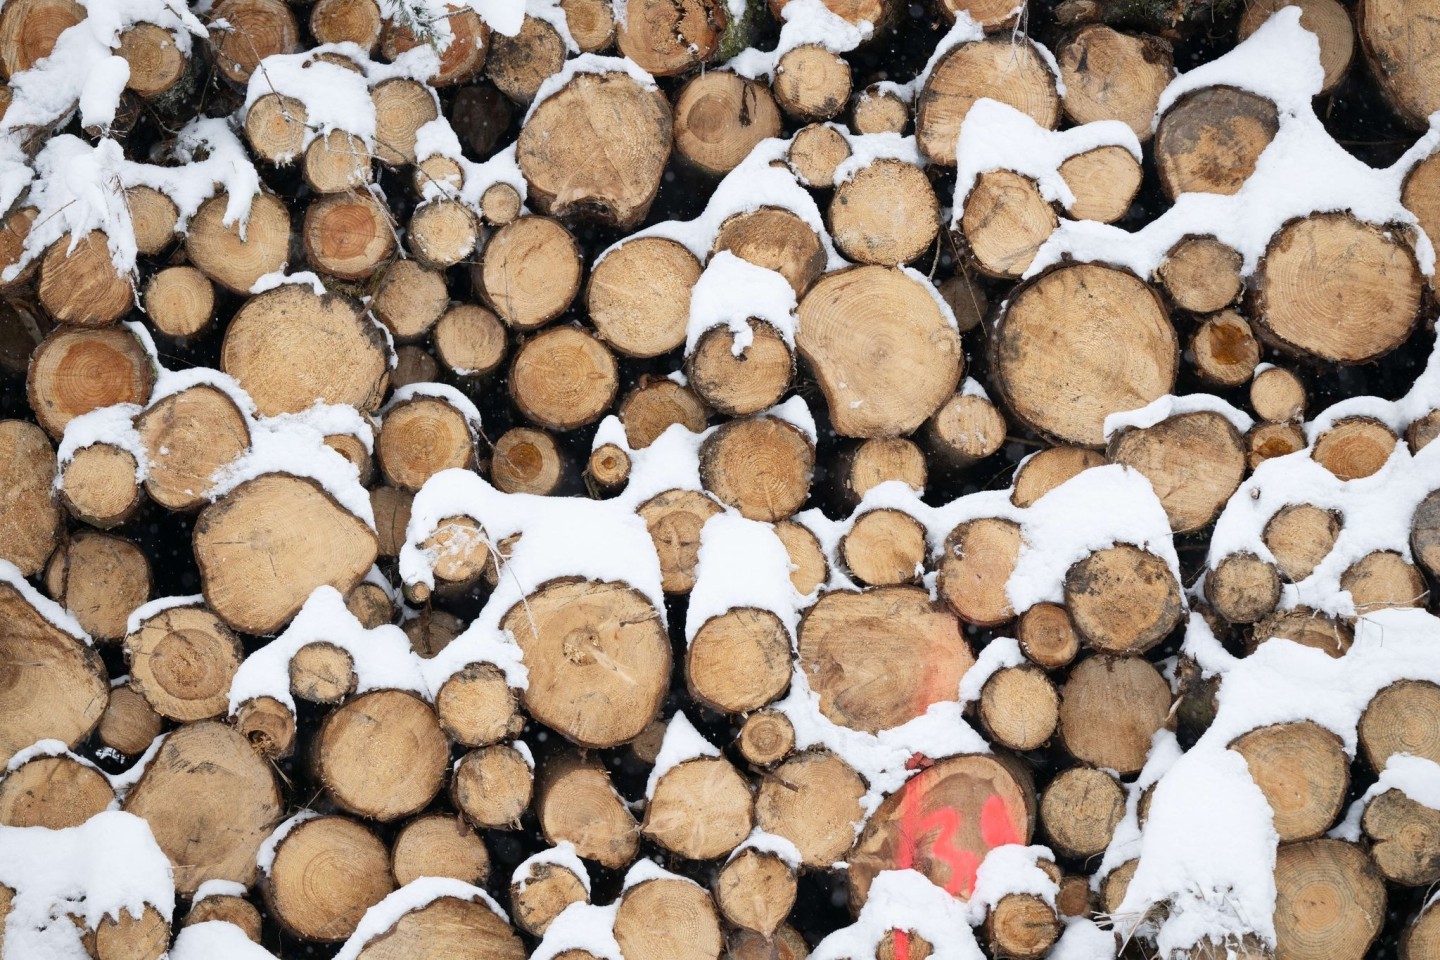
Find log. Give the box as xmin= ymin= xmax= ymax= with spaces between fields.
xmin=0 ymin=751 xmax=114 ymax=829
xmin=737 ymin=709 xmax=796 ymax=766
xmin=435 ymin=662 xmax=523 ymax=747
xmin=620 ymin=378 xmax=709 ymax=447
xmin=0 ymin=0 xmax=83 ymax=77
xmin=1016 ymin=602 xmax=1081 ymax=670
xmin=700 ymin=414 xmax=814 ymax=521
xmin=476 ymin=216 xmax=582 ymax=331
xmin=1273 ymin=840 xmax=1385 ymax=960
xmin=713 ymin=207 xmax=827 ymax=297
xmin=1039 ymin=766 xmax=1125 ymax=859
xmin=96 ymin=684 xmax=162 ymax=758
xmin=1241 ymin=0 xmax=1352 ymax=93
xmin=45 ymin=531 xmax=152 ymax=642
xmin=306 ymin=131 xmax=373 ymax=194
xmin=1154 ymin=86 xmax=1278 ymax=198
xmin=185 ymin=894 xmax=263 ymax=941
xmin=511 ymin=856 xmax=587 ymax=936
xmin=244 ymin=93 xmax=307 ymax=163
xmin=787 ymin=122 xmax=851 ymax=188
xmin=1057 ymin=26 xmax=1173 ymax=141
xmin=851 ymin=84 xmax=909 ymax=135
xmin=122 ymin=721 xmax=281 ymax=894
xmin=222 ymin=284 xmax=389 ymax=416
xmin=502 ymin=578 xmax=669 ymax=747
xmin=715 ymin=848 xmax=796 ymax=937
xmin=938 ymin=517 xmax=1022 ymax=627
xmin=1361 ymin=787 xmax=1440 ymax=885
xmin=310 ymin=0 xmax=383 ymax=52
xmin=1011 ymin=446 xmax=1105 ymax=508
xmin=518 ymin=69 xmax=672 ymax=228
xmin=640 ymin=489 xmax=723 ymax=593
xmin=409 ymin=199 xmax=477 ymax=268
xmin=797 ymin=586 xmax=974 ymax=732
xmin=770 ymin=0 xmax=890 ymax=28
xmin=128 ymin=187 xmax=178 ymax=255
xmin=185 ymin=191 xmax=291 ymax=294
xmin=1263 ymin=503 xmax=1341 ymax=582
xmin=263 ymin=815 xmax=394 ymax=942
xmin=124 ymin=604 xmax=242 ymax=722
xmin=373 ymin=259 xmax=449 ymax=343
xmin=351 ymin=894 xmax=524 ymax=960
xmin=290 ymin=642 xmax=357 ymax=704
xmin=797 ymin=265 xmax=963 ymax=438
xmin=589 ymin=238 xmax=702 ymax=358
xmin=302 ymin=193 xmax=395 ymax=280
xmin=1059 ymin=145 xmax=1142 ymax=223
xmin=378 ymin=394 xmax=477 ymax=491
xmin=1205 ymin=552 xmax=1281 ymax=624
xmin=831 ymin=158 xmax=939 ymax=266
xmin=984 ymin=894 xmax=1061 ymax=960
xmin=1064 ymin=544 xmax=1182 ymax=654
xmin=674 ymin=72 xmax=782 ymax=176
xmin=1247 ymin=421 xmax=1307 ymax=470
xmin=1404 ymin=898 xmax=1440 ymax=960
xmin=510 ymin=326 xmax=619 ymax=431
xmin=435 ymin=304 xmax=507 ymax=378
xmin=1312 ymin=416 xmax=1397 ymax=480
xmin=773 ymin=45 xmax=852 ymax=121
xmin=587 ymin=443 xmax=630 ymax=494
xmin=959 ymin=170 xmax=1057 ymax=279
xmin=405 ymin=607 xmax=464 ymax=657
xmin=1254 ymin=606 xmax=1353 ymax=658
xmin=94 ymin=905 xmax=169 ymax=960
xmin=39 ymin=232 xmax=134 ymax=326
xmin=454 ymin=744 xmax=534 ymax=828
xmin=234 ymin=695 xmax=297 ymax=759
xmin=1407 ymin=409 xmax=1440 ymax=453
xmin=756 ymin=750 xmax=866 ymax=868
xmin=614 ymin=876 xmax=724 ymax=960
xmin=536 ymin=753 xmax=640 ymax=867
xmin=1229 ymin=721 xmax=1348 ymax=842
xmin=195 ymin=474 xmax=378 ymax=634
xmin=0 ymin=420 xmax=61 ymax=576
xmin=1254 ymin=214 xmax=1423 ymax=363
xmin=1058 ymin=654 xmax=1171 ymax=774
xmin=137 ymin=384 xmax=251 ymax=511
xmin=1250 ymin=366 xmax=1307 ymax=424
xmin=1359 ymin=680 xmax=1440 ymax=770
xmin=687 ymin=319 xmax=794 ymax=417
xmin=317 ymin=688 xmax=450 ymax=821
xmin=560 ymin=0 xmax=615 ymax=51
xmin=991 ymin=262 xmax=1176 ymax=446
xmin=979 ymin=664 xmax=1060 ymax=752
xmin=380 ymin=4 xmax=489 ymax=86
xmin=841 ymin=508 xmax=927 ymax=586
xmin=1415 ymin=489 xmax=1440 ymax=580
xmin=840 ymin=436 xmax=927 ymax=502
xmin=1341 ymin=549 xmax=1428 ymax=612
xmin=488 ymin=16 xmax=567 ymax=102
xmin=1157 ymin=236 xmax=1244 ymax=314
xmin=616 ymin=0 xmax=726 ymax=75
xmin=1359 ymin=0 xmax=1440 ymax=126
xmin=1191 ymin=310 xmax=1260 ymax=387
xmin=777 ymin=519 xmax=829 ymax=595
xmin=418 ymin=516 xmax=489 ymax=596
xmin=371 ymin=77 xmax=439 ymax=166
xmin=687 ymin=607 xmax=793 ymax=712
xmin=643 ymin=753 xmax=754 ymax=858
xmin=209 ymin=0 xmax=301 ymax=85
xmin=28 ymin=325 xmax=154 ymax=439
xmin=1106 ymin=410 xmax=1246 ymax=532
xmin=492 ymin=427 xmax=565 ymax=495
xmin=916 ymin=37 xmax=1061 ymax=166
xmin=144 ymin=266 xmax=215 ymax=340
xmin=849 ymin=753 xmax=1034 ymax=906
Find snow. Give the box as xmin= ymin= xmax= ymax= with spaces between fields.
xmin=193 ymin=879 xmax=249 ymax=902
xmin=251 ymin=270 xmax=328 ymax=296
xmin=242 ymin=48 xmax=378 ymax=153
xmin=620 ymin=857 xmax=701 ymax=893
xmin=729 ymin=828 xmax=803 ymax=869
xmin=172 ymin=922 xmax=280 ymax=960
xmin=55 ymin=403 xmax=148 ymax=479
xmin=525 ymin=54 xmax=657 ymax=123
xmin=385 ymin=381 xmax=484 ymax=436
xmin=513 ymin=841 xmax=592 ymax=895
xmin=957 ymin=637 xmax=1025 ymax=707
xmin=531 ymin=902 xmax=622 ymax=960
xmin=967 ymin=845 xmax=1057 ymax=918
xmin=687 ymin=512 xmax=804 ymax=643
xmin=256 ymin=810 xmax=320 ymax=876
xmin=1049 ymin=918 xmax=1118 ymax=960
xmin=0 ymin=812 xmax=175 ymax=960
xmin=1332 ymin=754 xmax=1440 ymax=841
xmin=0 ymin=558 xmax=91 ymax=644
xmin=124 ymin=594 xmax=205 ymax=637
xmin=832 ymin=132 xmax=927 ymax=187
xmin=334 ymin=878 xmax=510 ymax=960
xmin=685 ymin=251 xmax=797 ymax=355
xmin=645 ymin=712 xmax=721 ymax=799
xmin=728 ymin=0 xmax=873 ymax=81
xmin=1104 ymin=394 xmax=1255 ymax=440
xmin=810 ymin=869 xmax=986 ymax=960
xmin=4 ymin=739 xmax=106 ymax=779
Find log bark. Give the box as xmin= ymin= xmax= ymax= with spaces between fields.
xmin=263 ymin=815 xmax=394 ymax=942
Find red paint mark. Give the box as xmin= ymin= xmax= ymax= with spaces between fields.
xmin=980 ymin=793 xmax=1022 ymax=848
xmin=905 ymin=752 xmax=934 ymax=771
xmin=893 ymin=929 xmax=912 ymax=960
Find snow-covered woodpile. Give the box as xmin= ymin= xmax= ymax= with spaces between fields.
xmin=3 ymin=0 xmax=1440 ymax=958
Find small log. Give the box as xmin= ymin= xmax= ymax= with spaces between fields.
xmin=503 ymin=579 xmax=669 ymax=747
xmin=122 ymin=721 xmax=282 ymax=894
xmin=1253 ymin=214 xmax=1423 ymax=363
xmin=797 ymin=265 xmax=963 ymax=438
xmin=244 ymin=93 xmax=307 ymax=163
xmin=616 ymin=0 xmax=726 ymax=75
xmin=959 ymin=170 xmax=1057 ymax=279
xmin=644 ymin=753 xmax=755 ymax=858
xmin=38 ymin=232 xmax=133 ymax=327
xmin=492 ymin=427 xmax=565 ymax=496
xmin=392 ymin=345 xmax=440 ymax=390
xmin=1230 ymin=721 xmax=1348 ymax=841
xmin=1058 ymin=654 xmax=1171 ymax=775
xmin=372 ymin=77 xmax=439 ymax=166
xmin=737 ymin=708 xmax=796 ymax=766
xmin=756 ymin=750 xmax=866 ymax=868
xmin=1254 ymin=606 xmax=1353 ymax=658
xmin=371 ymin=485 xmax=414 ymax=559
xmin=1106 ymin=410 xmax=1246 ymax=533
xmin=1058 ymin=145 xmax=1142 ymax=223
xmin=1404 ymin=898 xmax=1440 ymax=960
xmin=830 ymin=158 xmax=939 ymax=266
xmin=477 ymin=216 xmax=583 ymax=330
xmin=849 ymin=753 xmax=1034 ymax=906
xmin=1099 ymin=860 xmax=1137 ymax=917
xmin=209 ymin=0 xmax=300 ymax=85
xmin=686 ymin=319 xmax=795 ymax=417
xmin=1010 ymin=446 xmax=1105 ymax=508
xmin=1273 ymin=840 xmax=1385 ymax=960
xmin=798 ymin=586 xmax=974 ymax=732
xmin=144 ymin=266 xmax=215 ymax=340
xmin=700 ymin=414 xmax=814 ymax=521
xmin=302 ymin=193 xmax=394 ymax=280
xmin=640 ymin=489 xmax=723 ymax=592
xmin=234 ymin=695 xmax=297 ymax=759
xmin=305 ymin=131 xmax=373 ymax=194
xmin=0 ymin=751 xmax=114 ymax=828
xmin=715 ymin=848 xmax=796 ymax=937
xmin=126 ymin=186 xmax=179 ymax=255
xmin=263 ymin=815 xmax=394 ymax=942
xmin=1414 ymin=489 xmax=1440 ymax=579
xmin=454 ymin=744 xmax=534 ymax=828
xmin=787 ymin=122 xmax=851 ymax=188
xmin=185 ymin=191 xmax=291 ymax=295
xmin=409 ymin=199 xmax=477 ymax=268
xmin=45 ymin=531 xmax=152 ymax=642
xmin=537 ymin=753 xmax=640 ymax=867
xmin=1192 ymin=310 xmax=1261 ymax=387
xmin=773 ymin=45 xmax=852 ymax=121
xmin=1040 ymin=766 xmax=1124 ymax=860
xmin=310 ymin=0 xmax=383 ymax=52
xmin=381 ymin=5 xmax=489 ymax=86
xmin=1264 ymin=503 xmax=1341 ymax=583
xmin=186 ymin=894 xmax=263 ymax=941
xmin=1157 ymin=236 xmax=1244 ymax=313
xmin=125 ymin=604 xmax=242 ymax=722
xmin=713 ymin=207 xmax=827 ymax=297
xmin=1406 ymin=409 xmax=1440 ymax=453
xmin=1359 ymin=0 xmax=1440 ymax=126
xmin=488 ymin=15 xmax=567 ymax=102
xmin=511 ymin=856 xmax=587 ymax=936
xmin=775 ymin=519 xmax=828 ymax=594
xmin=560 ymin=0 xmax=615 ymax=51
xmin=518 ymin=69 xmax=672 ymax=228
xmin=511 ymin=326 xmax=619 ymax=430
xmin=614 ymin=876 xmax=724 ymax=960
xmin=938 ymin=517 xmax=1022 ymax=627
xmin=435 ymin=662 xmax=523 ymax=747
xmin=1362 ymin=787 xmax=1440 ymax=885
xmin=1057 ymin=26 xmax=1173 ymax=141
xmin=404 ymin=607 xmax=464 ymax=657
xmin=1360 ymin=680 xmax=1440 ymax=770
xmin=317 ymin=689 xmax=450 ymax=821
xmin=1341 ymin=549 xmax=1428 ymax=613
xmin=419 ymin=516 xmax=490 ymax=596
xmin=984 ymin=893 xmax=1061 ymax=960
xmin=350 ymin=894 xmax=524 ymax=960
xmin=1065 ymin=545 xmax=1183 ymax=654
xmin=851 ymin=84 xmax=909 ymax=135
xmin=137 ymin=384 xmax=251 ymax=511
xmin=1155 ymin=86 xmax=1278 ymax=198
xmin=980 ymin=664 xmax=1060 ymax=752
xmin=290 ymin=642 xmax=357 ymax=704
xmin=588 ymin=237 xmax=702 ymax=358
xmin=1206 ymin=552 xmax=1282 ymax=624
xmin=378 ymin=394 xmax=476 ymax=491
xmin=94 ymin=905 xmax=169 ymax=960
xmin=96 ymin=684 xmax=162 ymax=758
xmin=770 ymin=0 xmax=891 ymax=28
xmin=435 ymin=304 xmax=507 ymax=378
xmin=373 ymin=259 xmax=449 ymax=343
xmin=674 ymin=72 xmax=782 ymax=176
xmin=1248 ymin=421 xmax=1307 ymax=469
xmin=619 ymin=378 xmax=709 ymax=447
xmin=1250 ymin=366 xmax=1307 ymax=423
xmin=587 ymin=443 xmax=630 ymax=494
xmin=688 ymin=607 xmax=793 ymax=712
xmin=841 ymin=508 xmax=927 ymax=587
xmin=1055 ymin=875 xmax=1093 ymax=918
xmin=0 ymin=420 xmax=61 ymax=575
xmin=916 ymin=37 xmax=1061 ymax=166
xmin=840 ymin=437 xmax=927 ymax=503
xmin=1312 ymin=416 xmax=1397 ymax=480
xmin=1017 ymin=602 xmax=1080 ymax=670
xmin=991 ymin=262 xmax=1176 ymax=447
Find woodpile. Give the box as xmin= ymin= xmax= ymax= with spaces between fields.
xmin=2 ymin=2 xmax=1440 ymax=960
